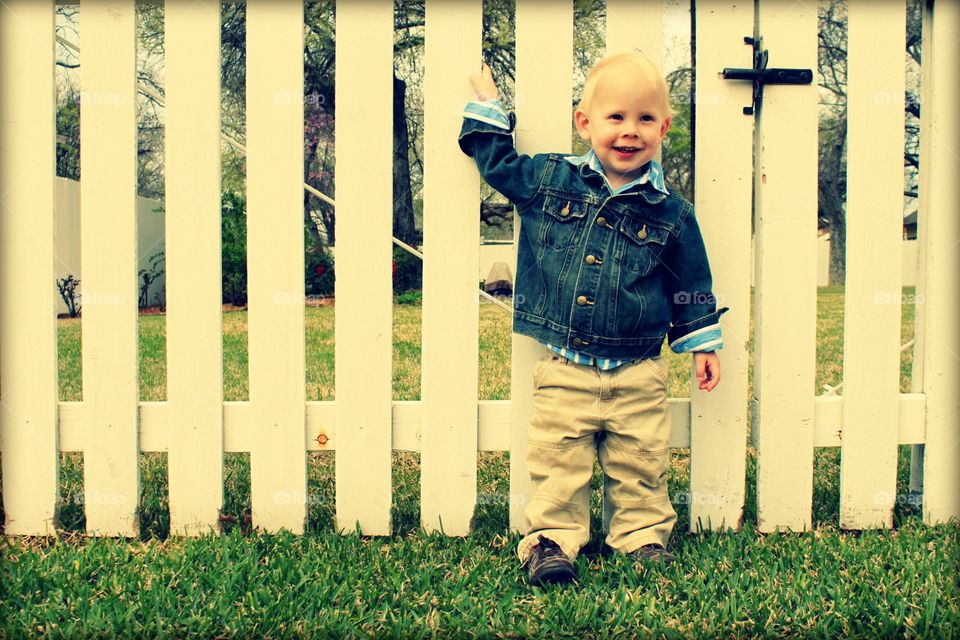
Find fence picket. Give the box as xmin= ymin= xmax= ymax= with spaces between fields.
xmin=0 ymin=0 xmax=59 ymax=536
xmin=420 ymin=0 xmax=482 ymax=535
xmin=839 ymin=0 xmax=905 ymax=530
xmin=165 ymin=0 xmax=224 ymax=537
xmin=510 ymin=0 xmax=574 ymax=534
xmin=79 ymin=0 xmax=140 ymax=537
xmin=690 ymin=0 xmax=753 ymax=533
xmin=753 ymin=0 xmax=818 ymax=533
xmin=605 ymin=0 xmax=662 ymax=60
xmin=247 ymin=0 xmax=307 ymax=534
xmin=335 ymin=0 xmax=394 ymax=535
xmin=918 ymin=0 xmax=960 ymax=525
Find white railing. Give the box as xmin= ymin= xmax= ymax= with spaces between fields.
xmin=1 ymin=0 xmax=956 ymax=538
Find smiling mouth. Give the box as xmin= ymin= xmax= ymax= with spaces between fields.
xmin=613 ymin=146 xmax=641 ymax=154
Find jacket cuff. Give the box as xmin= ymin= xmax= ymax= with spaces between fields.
xmin=463 ymin=99 xmax=511 ymax=129
xmin=458 ymin=104 xmax=516 ymax=157
xmin=668 ymin=307 xmax=729 ymax=353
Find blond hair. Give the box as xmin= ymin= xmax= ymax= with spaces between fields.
xmin=576 ymin=52 xmax=672 ymax=117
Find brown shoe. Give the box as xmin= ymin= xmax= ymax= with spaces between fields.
xmin=629 ymin=543 xmax=676 ymax=567
xmin=525 ymin=534 xmax=577 ymax=586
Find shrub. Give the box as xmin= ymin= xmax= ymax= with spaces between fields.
xmin=305 ymin=246 xmax=334 ymax=297
xmin=56 ymin=274 xmax=81 ymax=318
xmin=138 ymin=250 xmax=165 ymax=308
xmin=395 ymin=290 xmax=422 ymax=305
xmin=222 ymin=191 xmax=247 ymax=306
xmin=393 ymin=245 xmax=422 ymax=294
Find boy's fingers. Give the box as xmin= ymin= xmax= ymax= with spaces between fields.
xmin=701 ymin=360 xmax=720 ymax=391
xmin=695 ymin=356 xmax=706 ymax=380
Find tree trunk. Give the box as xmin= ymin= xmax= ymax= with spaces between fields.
xmin=828 ymin=218 xmax=846 ymax=286
xmin=819 ymin=115 xmax=847 ymax=285
xmin=393 ymin=75 xmax=419 ymax=247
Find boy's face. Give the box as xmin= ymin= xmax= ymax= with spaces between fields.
xmin=574 ymin=72 xmax=671 ymax=190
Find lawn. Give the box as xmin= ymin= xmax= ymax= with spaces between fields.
xmin=1 ymin=287 xmax=957 ymax=638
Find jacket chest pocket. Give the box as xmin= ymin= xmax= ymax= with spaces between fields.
xmin=616 ymin=217 xmax=670 ymax=275
xmin=538 ymin=195 xmax=588 ymax=250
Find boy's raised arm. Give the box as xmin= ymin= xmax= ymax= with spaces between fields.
xmin=458 ymin=62 xmax=547 ymax=208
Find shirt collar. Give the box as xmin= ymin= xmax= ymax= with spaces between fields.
xmin=565 ymin=149 xmax=669 ymax=196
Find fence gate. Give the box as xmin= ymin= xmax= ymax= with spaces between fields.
xmin=1 ymin=0 xmax=957 ymax=538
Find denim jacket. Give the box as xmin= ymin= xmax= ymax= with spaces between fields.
xmin=459 ymin=105 xmax=728 ymax=360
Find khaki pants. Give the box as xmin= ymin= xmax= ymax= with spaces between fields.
xmin=517 ymin=354 xmax=677 ymax=563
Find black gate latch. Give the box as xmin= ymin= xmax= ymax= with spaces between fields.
xmin=722 ymin=36 xmax=813 ymax=115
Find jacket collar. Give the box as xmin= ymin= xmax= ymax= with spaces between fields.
xmin=565 ymin=149 xmax=669 ymax=197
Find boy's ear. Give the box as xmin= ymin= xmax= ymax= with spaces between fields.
xmin=574 ymin=109 xmax=591 ymax=142
xmin=659 ymin=115 xmax=672 ymax=140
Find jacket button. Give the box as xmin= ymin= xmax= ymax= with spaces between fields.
xmin=596 ymin=216 xmax=607 ymax=227
xmin=560 ymin=202 xmax=571 ymax=217
xmin=572 ymin=337 xmax=589 ymax=347
xmin=638 ymin=224 xmax=648 ymax=240
xmin=576 ymin=295 xmax=588 ymax=305
xmin=585 ymin=255 xmax=597 ymax=265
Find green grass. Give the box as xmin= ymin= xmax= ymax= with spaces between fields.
xmin=2 ymin=287 xmax=957 ymax=638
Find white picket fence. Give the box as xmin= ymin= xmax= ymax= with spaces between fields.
xmin=0 ymin=0 xmax=957 ymax=538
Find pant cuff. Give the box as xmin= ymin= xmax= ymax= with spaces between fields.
xmin=617 ymin=535 xmax=671 ymax=556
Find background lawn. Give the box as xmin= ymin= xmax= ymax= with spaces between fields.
xmin=1 ymin=287 xmax=957 ymax=638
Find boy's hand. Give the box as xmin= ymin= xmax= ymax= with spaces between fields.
xmin=469 ymin=61 xmax=499 ymax=101
xmin=694 ymin=351 xmax=721 ymax=392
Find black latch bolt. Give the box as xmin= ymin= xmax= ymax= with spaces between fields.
xmin=722 ymin=36 xmax=813 ymax=115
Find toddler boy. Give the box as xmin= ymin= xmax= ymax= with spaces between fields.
xmin=459 ymin=53 xmax=727 ymax=586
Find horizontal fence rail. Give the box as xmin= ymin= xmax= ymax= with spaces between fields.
xmin=1 ymin=0 xmax=957 ymax=539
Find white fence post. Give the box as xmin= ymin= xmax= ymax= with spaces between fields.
xmin=839 ymin=0 xmax=905 ymax=530
xmin=335 ymin=0 xmax=395 ymax=535
xmin=918 ymin=0 xmax=959 ymax=525
xmin=0 ymin=0 xmax=60 ymax=536
xmin=605 ymin=0 xmax=662 ymax=60
xmin=165 ymin=0 xmax=225 ymax=537
xmin=80 ymin=0 xmax=140 ymax=537
xmin=421 ymin=0 xmax=482 ymax=536
xmin=753 ymin=0 xmax=818 ymax=533
xmin=690 ymin=0 xmax=754 ymax=533
xmin=909 ymin=0 xmax=934 ymax=499
xmin=510 ymin=0 xmax=573 ymax=534
xmin=247 ymin=0 xmax=307 ymax=534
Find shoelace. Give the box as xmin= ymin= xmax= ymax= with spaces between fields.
xmin=536 ymin=535 xmax=566 ymax=559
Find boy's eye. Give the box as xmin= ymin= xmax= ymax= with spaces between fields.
xmin=609 ymin=114 xmax=623 ymax=121
xmin=641 ymin=114 xmax=655 ymax=121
